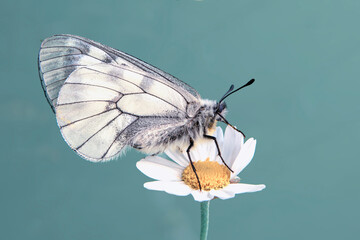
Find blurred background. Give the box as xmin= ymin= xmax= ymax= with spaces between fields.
xmin=1 ymin=0 xmax=359 ymax=239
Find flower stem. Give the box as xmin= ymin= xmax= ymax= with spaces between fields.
xmin=200 ymin=201 xmax=210 ymax=240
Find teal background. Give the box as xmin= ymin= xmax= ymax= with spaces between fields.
xmin=1 ymin=0 xmax=359 ymax=239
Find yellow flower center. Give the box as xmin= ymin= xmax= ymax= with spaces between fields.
xmin=181 ymin=158 xmax=230 ymax=191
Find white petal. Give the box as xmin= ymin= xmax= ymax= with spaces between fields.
xmin=186 ymin=139 xmax=211 ymax=163
xmin=231 ymin=138 xmax=256 ymax=178
xmin=190 ymin=144 xmax=204 ymax=162
xmin=136 ymin=156 xmax=183 ymax=181
xmin=165 ymin=149 xmax=189 ymax=167
xmin=144 ymin=181 xmax=192 ymax=196
xmin=225 ymin=183 xmax=266 ymax=194
xmin=196 ymin=138 xmax=217 ymax=162
xmin=207 ymin=128 xmax=223 ymax=165
xmin=191 ymin=190 xmax=214 ymax=202
xmin=223 ymin=125 xmax=244 ymax=167
xmin=210 ymin=189 xmax=235 ymax=200
xmin=206 ymin=127 xmax=225 ymax=162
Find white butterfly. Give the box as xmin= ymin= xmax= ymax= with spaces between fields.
xmin=38 ymin=34 xmax=253 ymax=169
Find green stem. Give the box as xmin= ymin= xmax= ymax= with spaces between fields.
xmin=200 ymin=201 xmax=210 ymax=240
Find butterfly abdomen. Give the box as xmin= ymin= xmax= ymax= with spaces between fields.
xmin=128 ymin=118 xmax=190 ymax=154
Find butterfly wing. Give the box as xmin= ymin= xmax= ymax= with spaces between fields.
xmin=56 ymin=63 xmax=191 ymax=162
xmin=39 ymin=34 xmax=200 ymax=112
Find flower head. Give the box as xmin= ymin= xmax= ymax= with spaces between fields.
xmin=136 ymin=126 xmax=265 ymax=202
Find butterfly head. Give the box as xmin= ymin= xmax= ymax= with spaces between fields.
xmin=215 ymin=101 xmax=227 ymax=120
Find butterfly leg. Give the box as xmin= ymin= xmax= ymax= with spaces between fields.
xmin=187 ymin=138 xmax=202 ymax=191
xmin=217 ymin=113 xmax=246 ymax=138
xmin=203 ymin=135 xmax=234 ymax=173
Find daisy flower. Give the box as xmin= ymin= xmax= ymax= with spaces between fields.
xmin=136 ymin=126 xmax=265 ymax=202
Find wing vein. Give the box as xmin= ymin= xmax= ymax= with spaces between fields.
xmin=59 ymin=108 xmax=117 ymax=129
xmin=64 ymin=82 xmax=123 ymax=94
xmin=75 ymin=113 xmax=122 ymax=150
xmin=57 ymin=100 xmax=115 ymax=106
xmin=46 ymin=77 xmax=67 ymax=87
xmin=43 ymin=64 xmax=85 ymax=74
xmin=120 ymin=110 xmax=183 ymax=119
xmin=100 ymin=119 xmax=138 ymax=159
xmin=39 ymin=53 xmax=85 ymax=62
xmin=81 ymin=67 xmax=141 ymax=89
xmin=41 ymin=46 xmax=84 ymax=53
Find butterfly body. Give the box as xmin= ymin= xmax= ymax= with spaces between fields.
xmin=39 ymin=35 xmax=227 ymax=162
xmin=128 ymin=98 xmax=224 ymax=155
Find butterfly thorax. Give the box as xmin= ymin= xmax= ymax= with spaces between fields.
xmin=185 ymin=99 xmax=223 ymax=139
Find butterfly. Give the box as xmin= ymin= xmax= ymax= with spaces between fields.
xmin=38 ymin=34 xmax=254 ymax=188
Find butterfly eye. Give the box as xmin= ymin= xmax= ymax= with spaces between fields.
xmin=217 ymin=102 xmax=227 ymax=113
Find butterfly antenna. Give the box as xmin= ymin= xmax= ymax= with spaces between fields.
xmin=219 ymin=85 xmax=235 ymax=103
xmin=219 ymin=79 xmax=255 ymax=103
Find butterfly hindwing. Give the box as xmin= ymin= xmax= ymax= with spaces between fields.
xmin=56 ymin=63 xmax=190 ymax=161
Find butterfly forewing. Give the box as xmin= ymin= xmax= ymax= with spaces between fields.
xmin=39 ymin=34 xmax=200 ymax=112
